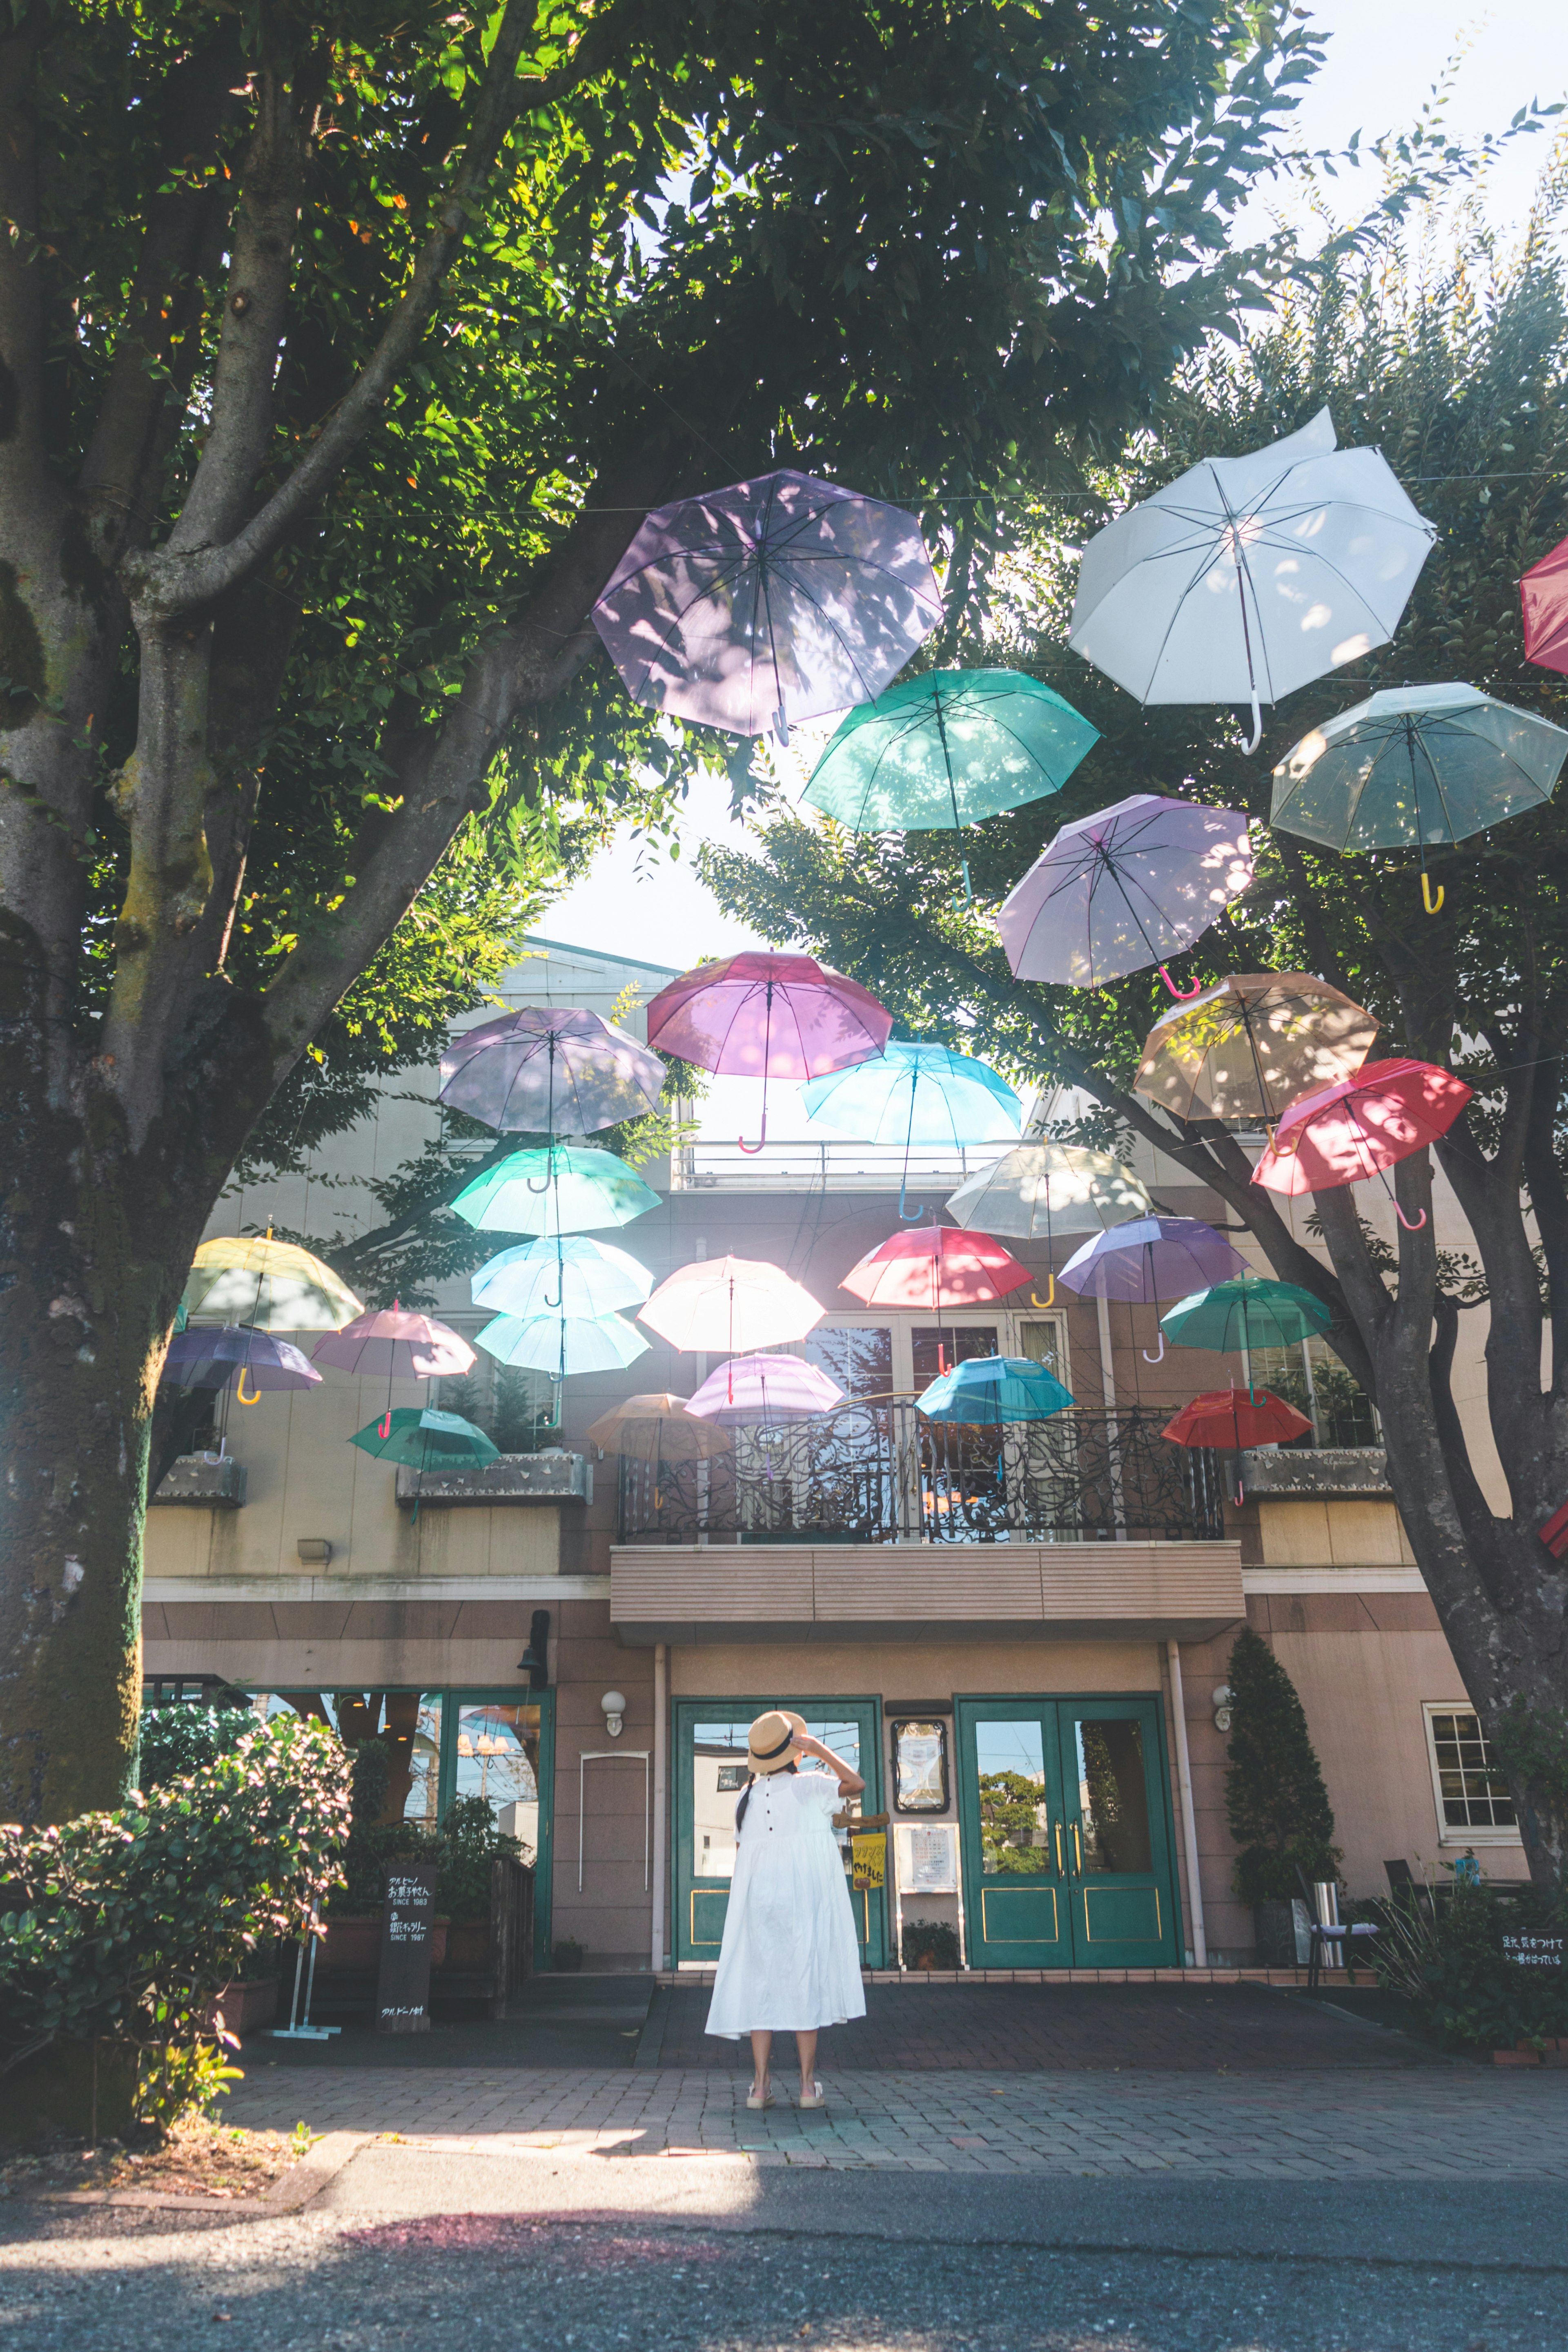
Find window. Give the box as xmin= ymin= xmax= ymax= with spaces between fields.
xmin=1423 ymin=1705 xmax=1519 ymax=1843
xmin=1247 ymin=1338 xmax=1377 ymax=1449
xmin=253 ymin=1691 xmax=443 ymax=1824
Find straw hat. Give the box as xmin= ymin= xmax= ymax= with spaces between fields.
xmin=746 ymin=1710 xmax=805 ymax=1775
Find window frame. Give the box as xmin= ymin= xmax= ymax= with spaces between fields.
xmin=1421 ymin=1701 xmax=1522 ymax=1848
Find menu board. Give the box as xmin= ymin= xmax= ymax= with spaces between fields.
xmin=895 ymin=1822 xmax=959 ymax=1894
xmin=376 ymin=1862 xmax=441 ymax=2034
xmin=892 ymin=1719 xmax=949 ymax=1813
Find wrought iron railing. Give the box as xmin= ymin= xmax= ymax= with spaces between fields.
xmin=617 ymin=1400 xmax=1227 ymax=1547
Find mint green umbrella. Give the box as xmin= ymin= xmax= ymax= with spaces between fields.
xmin=801 ymin=668 xmax=1098 ymax=897
xmin=1160 ymin=1276 xmax=1331 ymax=1353
xmin=452 ymin=1144 xmax=659 ymax=1237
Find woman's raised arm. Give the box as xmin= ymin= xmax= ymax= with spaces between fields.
xmin=796 ymin=1733 xmax=865 ymax=1795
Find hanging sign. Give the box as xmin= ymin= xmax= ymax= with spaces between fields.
xmin=376 ymin=1861 xmax=441 ymax=2033
xmin=852 ymin=1831 xmax=887 ymax=1890
xmin=895 ymin=1822 xmax=959 ymax=1894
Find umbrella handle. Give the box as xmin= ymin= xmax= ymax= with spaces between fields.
xmin=951 ymin=857 xmax=973 ymax=909
xmin=1142 ymin=1330 xmax=1167 ymax=1365
xmin=1030 ymin=1275 xmax=1056 ymax=1309
xmin=1421 ymin=872 xmax=1445 ymax=916
xmin=738 ymin=1104 xmax=768 ymax=1155
xmin=377 ymin=1408 xmax=393 ymax=1438
xmin=1394 ymin=1201 xmax=1428 ymax=1233
xmin=898 ymin=1173 xmax=924 ymax=1222
xmin=1240 ymin=693 xmax=1262 ymax=756
xmin=1158 ymin=966 xmax=1204 ymax=1000
xmin=235 ymin=1367 xmax=261 ymax=1406
xmin=543 ymin=1280 xmax=562 ymax=1309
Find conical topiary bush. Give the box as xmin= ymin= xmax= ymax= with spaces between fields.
xmin=1225 ymin=1624 xmax=1340 ymax=1909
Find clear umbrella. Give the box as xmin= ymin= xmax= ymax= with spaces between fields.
xmin=471 ymin=1236 xmax=653 ymax=1320
xmin=439 ymin=1007 xmax=666 ymax=1134
xmin=1135 ymin=973 xmax=1378 ymax=1128
xmin=184 ymin=1232 xmax=363 ymax=1332
xmin=802 ymin=1041 xmax=1021 ymax=1220
xmin=477 ymin=1308 xmax=649 ymax=1378
xmin=1069 ymin=408 xmax=1435 ymax=751
xmin=943 ymin=1142 xmax=1152 ymax=1307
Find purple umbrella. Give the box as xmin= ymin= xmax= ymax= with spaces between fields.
xmin=645 ymin=950 xmax=892 ymax=1152
xmin=591 ymin=469 xmax=943 ymax=740
xmin=439 ymin=1007 xmax=666 ymax=1135
xmin=1057 ymin=1217 xmax=1247 ymax=1365
xmin=998 ymin=794 xmax=1253 ymax=997
xmin=162 ymin=1324 xmax=323 ymax=1397
xmin=686 ymin=1352 xmax=846 ymax=1426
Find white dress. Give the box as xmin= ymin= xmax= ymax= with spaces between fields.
xmin=705 ymin=1770 xmax=868 ymax=2038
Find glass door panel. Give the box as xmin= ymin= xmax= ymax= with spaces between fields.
xmin=955 ymin=1703 xmax=1071 ymax=1966
xmin=1056 ymin=1701 xmax=1178 ymax=1966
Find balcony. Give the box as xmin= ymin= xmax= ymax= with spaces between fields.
xmin=615 ymin=1401 xmax=1227 ymax=1547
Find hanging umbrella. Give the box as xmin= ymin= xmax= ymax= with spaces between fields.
xmin=583 ymin=1393 xmax=732 ymax=1461
xmin=916 ymin=1355 xmax=1075 ymax=1425
xmin=1521 ymin=535 xmax=1568 ymax=675
xmin=638 ymin=1256 xmax=824 ymax=1354
xmin=1135 ymin=973 xmax=1378 ymax=1127
xmin=802 ymin=1041 xmax=1022 ymax=1220
xmin=313 ymin=1307 xmax=474 ymax=1379
xmin=438 ymin=1007 xmax=666 ymax=1134
xmin=590 ymin=468 xmax=942 ymax=740
xmin=998 ymin=794 xmax=1253 ymax=996
xmin=840 ymin=1224 xmax=1031 ymax=1312
xmin=476 ymin=1309 xmax=649 ymax=1377
xmin=1069 ymin=406 xmax=1436 ymax=751
xmin=800 ymin=669 xmax=1099 ymax=898
xmin=1163 ymin=1385 xmax=1313 ymax=1450
xmin=1251 ymin=1057 xmax=1472 ymax=1230
xmin=943 ymin=1141 xmax=1152 ymax=1308
xmin=451 ymin=1144 xmax=659 ymax=1236
xmin=1058 ymin=1215 xmax=1246 ymax=1365
xmin=348 ymin=1407 xmax=499 ymax=1468
xmin=184 ymin=1234 xmax=363 ymax=1331
xmin=646 ymin=950 xmax=892 ymax=1153
xmin=471 ymin=1236 xmax=653 ymax=1320
xmin=1270 ymin=684 xmax=1568 ymax=914
xmin=687 ymin=1353 xmax=846 ymax=1425
xmin=1160 ymin=1275 xmax=1332 ymax=1354
xmin=161 ymin=1325 xmax=322 ymax=1398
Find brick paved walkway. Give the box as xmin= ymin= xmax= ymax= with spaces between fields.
xmin=227 ymin=2063 xmax=1568 ymax=2177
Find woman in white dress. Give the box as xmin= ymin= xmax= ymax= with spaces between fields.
xmin=705 ymin=1710 xmax=867 ymax=2111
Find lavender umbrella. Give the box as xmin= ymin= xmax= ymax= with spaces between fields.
xmin=646 ymin=951 xmax=892 ymax=1152
xmin=162 ymin=1324 xmax=323 ymax=1396
xmin=998 ymin=794 xmax=1253 ymax=997
xmin=686 ymin=1352 xmax=846 ymax=1426
xmin=1057 ymin=1216 xmax=1247 ymax=1366
xmin=590 ymin=469 xmax=943 ymax=740
xmin=439 ymin=1007 xmax=665 ymax=1135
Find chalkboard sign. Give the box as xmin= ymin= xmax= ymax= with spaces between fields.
xmin=376 ymin=1862 xmax=441 ymax=2033
xmin=1503 ymin=1932 xmax=1564 ymax=1971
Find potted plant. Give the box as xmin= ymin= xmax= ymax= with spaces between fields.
xmin=901 ymin=1919 xmax=962 ymax=1972
xmin=1223 ymin=1626 xmax=1341 ymax=1964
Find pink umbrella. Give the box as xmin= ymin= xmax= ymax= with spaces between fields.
xmin=1521 ymin=534 xmax=1568 ymax=676
xmin=638 ymin=1256 xmax=824 ymax=1359
xmin=1251 ymin=1057 xmax=1472 ymax=1231
xmin=314 ymin=1306 xmax=476 ymax=1438
xmin=840 ymin=1225 xmax=1031 ymax=1312
xmin=998 ymin=794 xmax=1253 ymax=997
xmin=646 ymin=951 xmax=892 ymax=1151
xmin=686 ymin=1353 xmax=846 ymax=1425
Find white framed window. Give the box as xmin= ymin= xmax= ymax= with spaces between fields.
xmin=1422 ymin=1703 xmax=1521 ymax=1846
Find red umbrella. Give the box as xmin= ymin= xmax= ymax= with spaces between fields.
xmin=645 ymin=951 xmax=891 ymax=1153
xmin=840 ymin=1224 xmax=1031 ymax=1312
xmin=1163 ymin=1385 xmax=1313 ymax=1450
xmin=1250 ymin=1056 xmax=1472 ymax=1230
xmin=1522 ymin=535 xmax=1568 ymax=676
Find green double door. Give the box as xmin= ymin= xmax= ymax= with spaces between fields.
xmin=956 ymin=1697 xmax=1181 ymax=1969
xmin=675 ymin=1698 xmax=886 ymax=1968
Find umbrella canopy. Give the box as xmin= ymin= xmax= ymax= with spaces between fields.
xmin=1521 ymin=534 xmax=1568 ymax=675
xmin=800 ymin=668 xmax=1098 ymax=896
xmin=1057 ymin=1216 xmax=1247 ymax=1304
xmin=944 ymin=1141 xmax=1152 ymax=1241
xmin=840 ymin=1224 xmax=1031 ymax=1312
xmin=451 ymin=1145 xmax=659 ymax=1236
xmin=1135 ymin=973 xmax=1378 ymax=1128
xmin=162 ymin=1325 xmax=322 ymax=1393
xmin=1160 ymin=1276 xmax=1332 ymax=1353
xmin=802 ymin=1041 xmax=1021 ymax=1144
xmin=185 ymin=1235 xmax=363 ymax=1332
xmin=646 ymin=950 xmax=893 ymax=1151
xmin=348 ymin=1407 xmax=499 ymax=1469
xmin=1162 ymin=1386 xmax=1313 ymax=1451
xmin=1270 ymin=686 xmax=1568 ymax=877
xmin=438 ymin=1007 xmax=666 ymax=1135
xmin=638 ymin=1256 xmax=824 ymax=1354
xmin=1069 ymin=406 xmax=1435 ymax=749
xmin=687 ymin=1352 xmax=846 ymax=1426
xmin=1252 ymin=1057 xmax=1473 ymax=1204
xmin=590 ymin=468 xmax=942 ymax=738
xmin=998 ymin=794 xmax=1253 ymax=993
xmin=471 ymin=1236 xmax=653 ymax=1320
xmin=583 ymin=1393 xmax=733 ymax=1461
xmin=476 ymin=1309 xmax=649 ymax=1377
xmin=313 ymin=1307 xmax=474 ymax=1379
xmin=917 ymin=1354 xmax=1075 ymax=1425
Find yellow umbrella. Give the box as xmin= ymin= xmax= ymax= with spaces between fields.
xmin=184 ymin=1233 xmax=363 ymax=1332
xmin=1134 ymin=972 xmax=1377 ymax=1128
xmin=584 ymin=1393 xmax=732 ymax=1462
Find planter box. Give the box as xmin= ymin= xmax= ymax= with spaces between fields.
xmin=205 ymin=1977 xmax=279 ymax=2037
xmin=0 ymin=2039 xmax=140 ymax=2148
xmin=1238 ymin=1448 xmax=1390 ymax=1501
xmin=150 ymin=1454 xmax=247 ymax=1508
xmin=394 ymin=1451 xmax=591 ymax=1508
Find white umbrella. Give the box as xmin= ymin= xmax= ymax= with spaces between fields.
xmin=1069 ymin=408 xmax=1436 ymax=751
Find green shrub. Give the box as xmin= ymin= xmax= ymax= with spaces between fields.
xmin=902 ymin=1919 xmax=962 ymax=1970
xmin=1373 ymin=1879 xmax=1568 ymax=2050
xmin=1224 ymin=1626 xmax=1341 ymax=1903
xmin=327 ymin=1791 xmax=526 ymax=1921
xmin=0 ymin=1717 xmax=350 ymax=2108
xmin=138 ymin=1704 xmax=257 ymax=1792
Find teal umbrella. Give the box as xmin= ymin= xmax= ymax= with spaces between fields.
xmin=348 ymin=1406 xmax=499 ymax=1468
xmin=802 ymin=1040 xmax=1021 ymax=1219
xmin=476 ymin=1308 xmax=649 ymax=1377
xmin=1271 ymin=682 xmax=1568 ymax=914
xmin=801 ymin=668 xmax=1098 ymax=898
xmin=1160 ymin=1276 xmax=1331 ymax=1353
xmin=917 ymin=1355 xmax=1074 ymax=1425
xmin=452 ymin=1144 xmax=659 ymax=1236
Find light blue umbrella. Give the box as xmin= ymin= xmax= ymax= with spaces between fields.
xmin=917 ymin=1355 xmax=1075 ymax=1425
xmin=452 ymin=1144 xmax=659 ymax=1236
xmin=801 ymin=1041 xmax=1022 ymax=1220
xmin=477 ymin=1309 xmax=650 ymax=1377
xmin=472 ymin=1236 xmax=653 ymax=1320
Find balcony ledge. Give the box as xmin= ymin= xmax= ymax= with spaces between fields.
xmin=151 ymin=1454 xmax=247 ymax=1508
xmin=394 ymin=1450 xmax=592 ymax=1508
xmin=1239 ymin=1448 xmax=1390 ymax=1502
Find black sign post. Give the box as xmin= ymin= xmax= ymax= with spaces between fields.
xmin=376 ymin=1862 xmax=441 ymax=2034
